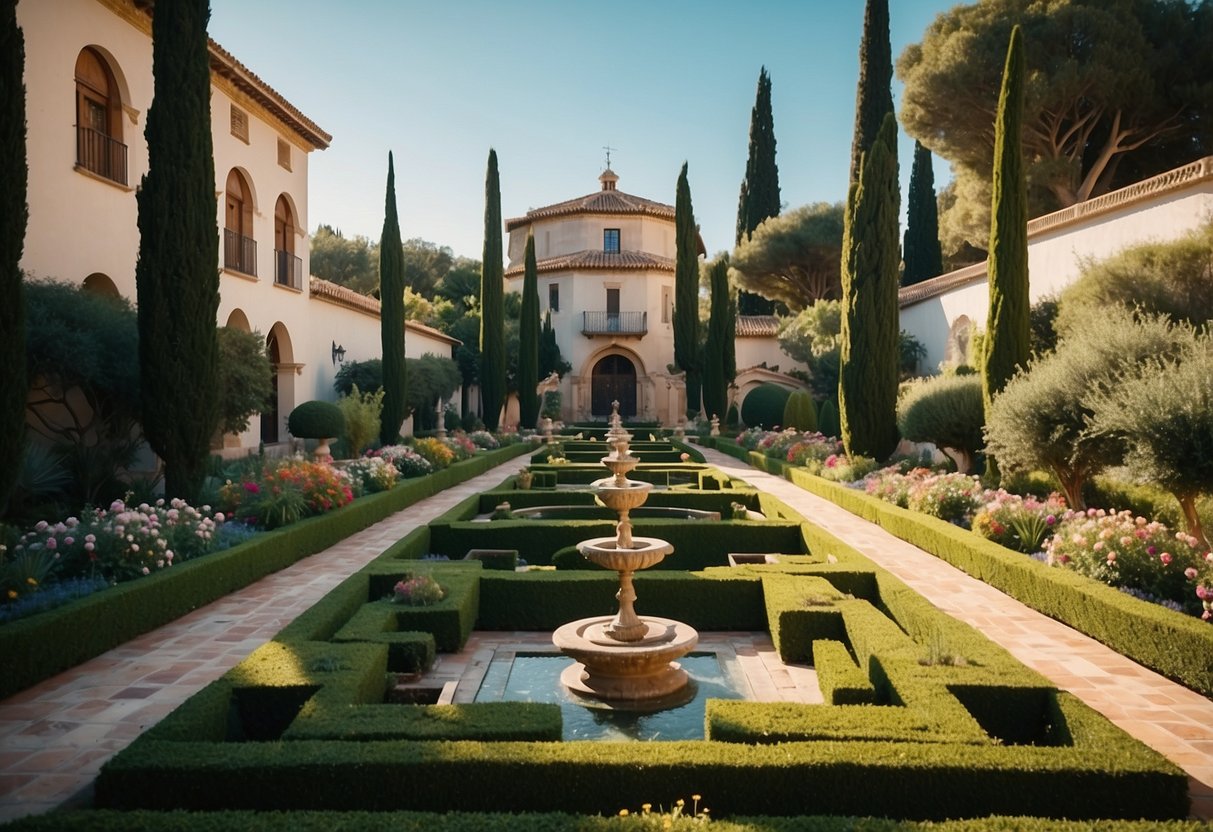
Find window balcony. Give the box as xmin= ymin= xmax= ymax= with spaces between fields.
xmin=224 ymin=229 xmax=257 ymax=276
xmin=274 ymin=249 xmax=302 ymax=290
xmin=582 ymin=311 xmax=647 ymax=337
xmin=76 ymin=125 xmax=128 ymax=186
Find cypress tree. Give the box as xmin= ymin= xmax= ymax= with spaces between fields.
xmin=903 ymin=140 xmax=943 ymax=286
xmin=518 ymin=231 xmax=540 ymax=428
xmin=839 ymin=114 xmax=901 ymax=461
xmin=703 ymin=257 xmax=730 ymax=421
xmin=378 ymin=152 xmax=407 ymax=444
xmin=673 ymin=163 xmax=701 ymax=419
xmin=983 ymin=26 xmax=1030 ymax=481
xmin=0 ymin=0 xmax=26 ymax=512
xmin=539 ymin=310 xmax=559 ymax=378
xmin=736 ymin=67 xmax=781 ymax=316
xmin=849 ymin=0 xmax=893 ymax=184
xmin=480 ymin=149 xmax=506 ymax=430
xmin=135 ymin=0 xmax=219 ymax=502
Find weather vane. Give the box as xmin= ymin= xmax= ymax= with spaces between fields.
xmin=603 ymin=144 xmax=617 ymax=169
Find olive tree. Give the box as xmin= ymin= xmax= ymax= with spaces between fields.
xmin=897 ymin=374 xmax=985 ymax=474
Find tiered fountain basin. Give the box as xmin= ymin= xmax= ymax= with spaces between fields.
xmin=505 ymin=505 xmax=720 ymax=521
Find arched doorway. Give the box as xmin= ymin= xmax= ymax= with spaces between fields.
xmin=591 ymin=354 xmax=637 ymax=417
xmin=261 ymin=332 xmax=281 ymax=444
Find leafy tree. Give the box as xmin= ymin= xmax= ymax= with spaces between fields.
xmin=402 ymin=237 xmax=454 ymax=298
xmin=518 ymin=232 xmax=540 ymax=428
xmin=135 ymin=0 xmax=219 ymax=502
xmin=899 ymin=0 xmax=1213 ymax=249
xmin=984 ymin=308 xmax=1197 ymax=510
xmin=407 ymin=354 xmax=462 ymax=432
xmin=850 ymin=0 xmax=893 ymax=184
xmin=902 ymin=140 xmax=943 ymax=286
xmin=215 ymin=327 xmax=273 ymax=436
xmin=378 ymin=152 xmax=407 ymax=445
xmin=1056 ymin=221 xmax=1213 ymax=334
xmin=731 ymin=203 xmax=845 ymax=311
xmin=839 ymin=114 xmax=901 ymax=461
xmin=480 ymin=149 xmax=506 ymax=430
xmin=0 ymin=0 xmax=26 ymax=514
xmin=673 ymin=163 xmax=702 ymax=418
xmin=309 ymin=224 xmax=377 ymax=294
xmin=897 ymin=374 xmax=985 ymax=473
xmin=982 ymin=25 xmax=1030 ymax=483
xmin=702 ymin=257 xmax=731 ymax=421
xmin=333 ymin=359 xmax=384 ymax=397
xmin=435 ymin=260 xmax=482 ymax=308
xmin=1029 ymin=296 xmax=1060 ymax=359
xmin=736 ymin=67 xmax=781 ymax=315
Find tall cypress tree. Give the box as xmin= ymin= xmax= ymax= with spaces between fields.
xmin=849 ymin=0 xmax=893 ymax=185
xmin=135 ymin=0 xmax=219 ymax=502
xmin=902 ymin=140 xmax=943 ymax=286
xmin=0 ymin=0 xmax=27 ymax=512
xmin=518 ymin=231 xmax=540 ymax=428
xmin=736 ymin=67 xmax=780 ymax=315
xmin=983 ymin=26 xmax=1030 ymax=479
xmin=703 ymin=257 xmax=730 ymax=421
xmin=839 ymin=114 xmax=901 ymax=461
xmin=673 ymin=163 xmax=701 ymax=419
xmin=480 ymin=149 xmax=506 ymax=430
xmin=378 ymin=152 xmax=407 ymax=444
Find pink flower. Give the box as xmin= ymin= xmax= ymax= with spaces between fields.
xmin=1160 ymin=552 xmax=1173 ymax=566
xmin=1106 ymin=551 xmax=1116 ymax=563
xmin=1185 ymin=567 xmax=1199 ymax=580
xmin=45 ymin=537 xmax=57 ymax=550
xmin=1045 ymin=515 xmax=1056 ymax=526
xmin=141 ymin=567 xmax=150 ymax=575
xmin=1197 ymin=585 xmax=1210 ymax=600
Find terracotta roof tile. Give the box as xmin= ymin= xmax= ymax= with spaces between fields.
xmin=505 ymin=249 xmax=675 ymax=277
xmin=308 ymin=277 xmax=460 ymax=345
xmin=506 ymin=189 xmax=675 ymax=231
xmin=735 ymin=315 xmax=780 ymax=337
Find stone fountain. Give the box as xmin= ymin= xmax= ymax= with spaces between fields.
xmin=552 ymin=402 xmax=699 ymax=704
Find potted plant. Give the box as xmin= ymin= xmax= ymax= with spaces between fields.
xmin=287 ymin=400 xmax=345 ymax=461
xmin=516 ymin=468 xmax=534 ymax=490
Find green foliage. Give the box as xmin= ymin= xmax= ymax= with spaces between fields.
xmin=518 ymin=233 xmax=540 ymax=428
xmin=850 ymin=0 xmax=893 ymax=183
xmin=540 ymin=390 xmax=561 ymax=420
xmin=897 ymin=374 xmax=985 ymax=471
xmin=674 ymin=163 xmax=701 ymax=417
xmin=740 ymin=383 xmax=791 ymax=429
xmin=135 ymin=0 xmax=219 ymax=502
xmin=308 ymin=225 xmax=377 ymax=294
xmin=406 ymin=354 xmax=461 ymax=432
xmin=215 ymin=327 xmax=273 ymax=436
xmin=902 ymin=140 xmax=943 ymax=285
xmin=731 ymin=203 xmax=846 ymax=311
xmin=782 ymin=389 xmax=818 ymax=432
xmin=287 ymin=400 xmax=344 ymax=440
xmin=817 ymin=398 xmax=840 ymax=439
xmin=702 ymin=256 xmax=731 ymax=420
xmin=0 ymin=0 xmax=26 ymax=515
xmin=983 ymin=25 xmax=1030 ymax=456
xmin=725 ymin=402 xmax=739 ymax=428
xmin=538 ymin=310 xmax=569 ymax=380
xmin=378 ymin=153 xmax=408 ymax=445
xmin=336 ymin=384 xmax=383 ymax=457
xmin=1029 ymin=296 xmax=1060 ymax=359
xmin=839 ymin=114 xmax=901 ymax=461
xmin=735 ymin=66 xmax=781 ymax=316
xmin=480 ymin=149 xmax=506 ymax=431
xmin=333 ymin=359 xmax=383 ymax=396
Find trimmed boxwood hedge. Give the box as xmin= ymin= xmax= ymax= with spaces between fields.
xmin=711 ymin=438 xmax=1213 ymax=698
xmin=0 ymin=444 xmax=530 ymax=699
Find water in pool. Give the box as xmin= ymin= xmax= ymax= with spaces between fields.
xmin=473 ymin=652 xmax=746 ymax=741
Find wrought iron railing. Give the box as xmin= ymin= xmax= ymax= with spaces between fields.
xmin=274 ymin=249 xmax=302 ymax=289
xmin=582 ymin=311 xmax=647 ymax=336
xmin=76 ymin=125 xmax=128 ymax=185
xmin=224 ymin=229 xmax=257 ymax=276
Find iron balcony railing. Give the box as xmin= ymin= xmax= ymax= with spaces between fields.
xmin=582 ymin=311 xmax=647 ymax=336
xmin=76 ymin=125 xmax=128 ymax=186
xmin=274 ymin=249 xmax=302 ymax=289
xmin=224 ymin=229 xmax=257 ymax=276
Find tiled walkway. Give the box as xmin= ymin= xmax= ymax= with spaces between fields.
xmin=697 ymin=445 xmax=1213 ymax=820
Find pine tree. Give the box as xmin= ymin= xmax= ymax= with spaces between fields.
xmin=135 ymin=0 xmax=219 ymax=502
xmin=480 ymin=149 xmax=506 ymax=430
xmin=0 ymin=0 xmax=26 ymax=512
xmin=839 ymin=114 xmax=901 ymax=461
xmin=378 ymin=152 xmax=407 ymax=444
xmin=673 ymin=163 xmax=701 ymax=419
xmin=902 ymin=140 xmax=943 ymax=285
xmin=983 ymin=26 xmax=1030 ymax=481
xmin=703 ymin=257 xmax=730 ymax=421
xmin=736 ymin=67 xmax=781 ymax=316
xmin=518 ymin=231 xmax=540 ymax=428
xmin=849 ymin=0 xmax=893 ymax=185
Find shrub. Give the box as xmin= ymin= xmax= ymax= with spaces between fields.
xmin=218 ymin=457 xmax=354 ymax=529
xmin=288 ymin=400 xmax=345 ymax=440
xmin=818 ymin=398 xmax=840 ymax=438
xmin=371 ymin=445 xmax=434 ymax=479
xmin=906 ymin=472 xmax=986 ymax=525
xmin=469 ymin=430 xmax=499 ymax=449
xmin=817 ymin=454 xmax=880 ymax=483
xmin=442 ymin=434 xmax=476 ymax=461
xmin=336 ymin=385 xmax=383 ymax=458
xmin=411 ymin=437 xmax=455 ymax=470
xmin=725 ymin=402 xmax=739 ymax=428
xmin=782 ymin=390 xmax=818 ymax=432
xmin=443 ymin=405 xmax=461 ymax=431
xmin=971 ymin=491 xmax=1067 ymax=553
xmin=392 ymin=574 xmax=445 ymax=606
xmin=897 ymin=374 xmax=985 ymax=474
xmin=342 ymin=457 xmax=398 ymax=495
xmin=540 ymin=390 xmax=561 ymax=420
xmin=740 ymin=384 xmax=792 ymax=429
xmin=787 ymin=433 xmax=842 ymax=468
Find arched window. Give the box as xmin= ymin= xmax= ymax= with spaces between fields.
xmin=274 ymin=195 xmax=300 ymax=288
xmin=224 ymin=170 xmax=256 ymax=275
xmin=74 ymin=48 xmax=126 ymax=185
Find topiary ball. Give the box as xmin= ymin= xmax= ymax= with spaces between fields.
xmin=740 ymin=383 xmax=792 ymax=429
xmin=288 ymin=400 xmax=345 ymax=439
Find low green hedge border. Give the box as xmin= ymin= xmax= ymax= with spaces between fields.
xmin=0 ymin=445 xmax=529 ymax=700
xmin=5 ymin=811 xmax=1211 ymax=832
xmin=711 ymin=438 xmax=1213 ymax=698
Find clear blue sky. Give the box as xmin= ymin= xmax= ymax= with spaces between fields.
xmin=208 ymin=0 xmax=959 ymax=261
